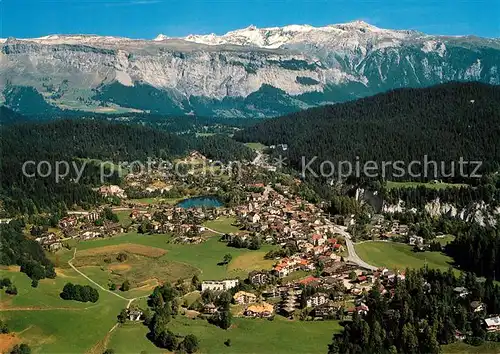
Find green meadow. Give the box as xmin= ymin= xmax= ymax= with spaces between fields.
xmin=1 ymin=231 xmax=293 ymax=354
xmin=386 ymin=181 xmax=468 ymax=190
xmin=107 ymin=316 xmax=341 ymax=354
xmin=354 ymin=241 xmax=456 ymax=272
xmin=203 ymin=216 xmax=242 ymax=234
xmin=55 ymin=232 xmax=275 ymax=280
xmin=244 ymin=142 xmax=267 ymax=151
xmin=0 ymin=269 xmax=127 ymax=354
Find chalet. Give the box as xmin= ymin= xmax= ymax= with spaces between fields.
xmin=233 ymin=291 xmax=257 ymax=305
xmin=314 ymin=301 xmax=339 ymax=318
xmin=245 ymin=302 xmax=274 ymax=318
xmin=322 ymin=263 xmax=344 ymax=276
xmin=203 ymin=303 xmax=218 ymax=315
xmin=333 ymin=243 xmax=345 ymax=252
xmin=485 ymin=316 xmax=500 ymax=332
xmin=357 ymin=275 xmax=368 ymax=283
xmin=306 ymin=293 xmax=328 ymax=308
xmin=311 ymin=234 xmax=325 ymax=246
xmin=249 ymin=271 xmax=271 ymax=285
xmin=409 ymin=236 xmax=424 ymax=246
xmin=299 ymin=259 xmax=315 ymax=271
xmin=280 ymin=290 xmax=299 ymax=317
xmin=128 ymin=309 xmax=143 ymax=321
xmin=59 ymin=216 xmax=77 ymax=228
xmin=248 ymin=212 xmax=261 ymax=224
xmin=130 ymin=210 xmax=142 ymax=220
xmin=273 ymin=265 xmax=289 ymax=278
xmin=299 ymin=276 xmax=320 ymax=287
xmin=471 ymin=301 xmax=485 ymax=313
xmin=351 ymin=286 xmax=363 ymax=296
xmin=48 ymin=242 xmax=63 ymax=252
xmin=355 ymin=303 xmax=369 ymax=315
xmin=453 ymin=287 xmax=469 ymax=298
xmin=80 ymin=231 xmax=101 ymax=240
xmin=83 ymin=211 xmax=100 ymax=222
xmin=99 ymin=185 xmax=126 ymax=198
xmin=454 ymin=330 xmax=467 ymax=341
xmin=201 ymin=279 xmax=239 ymax=292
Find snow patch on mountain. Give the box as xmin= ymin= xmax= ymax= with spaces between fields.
xmin=171 ymin=21 xmax=415 ymax=50
xmin=1 ymin=21 xmax=500 ymax=117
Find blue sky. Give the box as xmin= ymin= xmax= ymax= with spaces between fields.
xmin=1 ymin=0 xmax=499 ymax=39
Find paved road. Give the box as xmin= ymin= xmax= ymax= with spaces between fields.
xmin=333 ymin=225 xmax=378 ymax=271
xmin=204 ymin=226 xmax=224 ymax=235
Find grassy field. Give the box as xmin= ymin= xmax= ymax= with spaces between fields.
xmin=0 ymin=269 xmax=127 ymax=354
xmin=0 ymin=267 xmax=98 ymax=310
xmin=435 ymin=234 xmax=456 ymax=246
xmin=228 ymin=252 xmax=275 ymax=273
xmin=115 ymin=210 xmax=132 ymax=228
xmin=386 ymin=181 xmax=468 ymax=190
xmin=128 ymin=197 xmax=186 ymax=205
xmin=244 ymin=142 xmax=266 ymax=151
xmin=281 ymin=270 xmax=310 ymax=283
xmin=203 ymin=216 xmax=241 ymax=234
xmin=1 ymin=232 xmax=324 ymax=354
xmin=106 ymin=323 xmax=163 ymax=354
xmin=443 ymin=342 xmax=500 ymax=353
xmin=107 ymin=316 xmax=341 ymax=354
xmin=355 ymin=241 xmax=455 ymax=272
xmin=55 ymin=232 xmax=275 ymax=280
xmin=73 ymin=250 xmax=198 ymax=295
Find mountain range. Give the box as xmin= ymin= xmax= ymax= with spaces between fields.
xmin=1 ymin=21 xmax=499 ymax=117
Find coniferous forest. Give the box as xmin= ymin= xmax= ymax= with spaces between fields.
xmin=0 ymin=118 xmax=255 ymax=215
xmin=329 ymin=268 xmax=500 ymax=354
xmin=235 ymin=82 xmax=500 ymax=181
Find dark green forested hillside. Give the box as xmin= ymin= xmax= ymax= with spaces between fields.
xmin=0 ymin=118 xmax=255 ymax=215
xmin=235 ymin=82 xmax=500 ymax=181
xmin=329 ymin=268 xmax=500 ymax=354
xmin=0 ymin=220 xmax=56 ymax=281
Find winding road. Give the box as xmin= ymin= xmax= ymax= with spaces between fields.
xmin=332 ymin=225 xmax=378 ymax=271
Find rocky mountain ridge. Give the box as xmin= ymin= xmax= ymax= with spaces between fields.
xmin=1 ymin=21 xmax=499 ymax=117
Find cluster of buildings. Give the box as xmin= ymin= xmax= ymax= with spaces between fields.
xmin=58 ymin=210 xmax=124 ymax=240
xmin=35 ymin=209 xmax=124 ymax=251
xmin=368 ymin=216 xmax=410 ymax=241
xmin=98 ymin=185 xmax=127 ymax=199
xmin=234 ymin=183 xmax=339 ymax=245
xmin=128 ymin=205 xmax=230 ymax=243
xmin=35 ymin=233 xmax=63 ymax=252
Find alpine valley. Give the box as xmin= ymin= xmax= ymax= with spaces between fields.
xmin=1 ymin=20 xmax=499 ymax=117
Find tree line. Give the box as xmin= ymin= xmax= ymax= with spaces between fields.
xmin=446 ymin=223 xmax=500 ymax=279
xmin=0 ymin=117 xmax=255 ymax=216
xmin=0 ymin=221 xmax=56 ymax=282
xmin=145 ymin=283 xmax=199 ymax=353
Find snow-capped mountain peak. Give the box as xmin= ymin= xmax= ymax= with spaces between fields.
xmin=177 ymin=20 xmax=415 ymax=49
xmin=1 ymin=22 xmax=499 ymax=118
xmin=6 ymin=34 xmax=133 ymax=45
xmin=153 ymin=34 xmax=170 ymax=41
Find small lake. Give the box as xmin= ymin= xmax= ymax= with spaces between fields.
xmin=176 ymin=196 xmax=224 ymax=209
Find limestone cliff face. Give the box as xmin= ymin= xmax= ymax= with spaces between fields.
xmin=1 ymin=21 xmax=499 ymax=117
xmin=355 ymin=187 xmax=500 ymax=226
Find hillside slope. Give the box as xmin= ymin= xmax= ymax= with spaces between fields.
xmin=234 ymin=82 xmax=500 ymax=180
